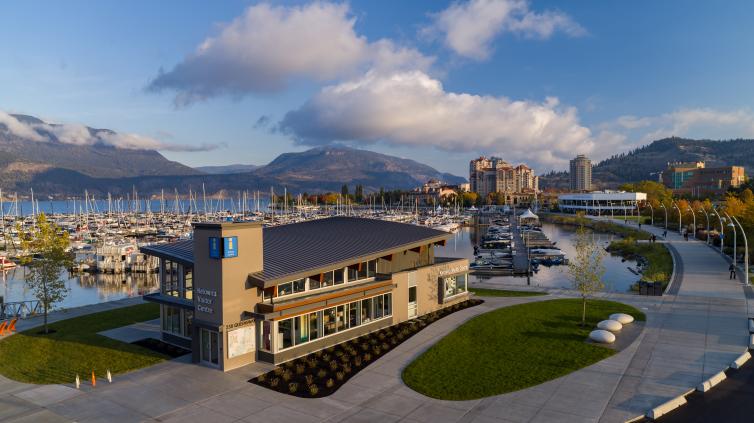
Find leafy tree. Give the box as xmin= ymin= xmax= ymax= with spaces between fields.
xmin=567 ymin=222 xmax=606 ymax=326
xmin=354 ymin=184 xmax=364 ymax=203
xmin=18 ymin=213 xmax=74 ymax=334
xmin=341 ymin=184 xmax=349 ymax=197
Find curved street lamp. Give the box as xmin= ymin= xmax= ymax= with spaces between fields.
xmin=724 ymin=211 xmax=737 ymax=265
xmin=697 ymin=207 xmax=710 ymax=245
xmin=647 ymin=202 xmax=655 ymax=226
xmin=712 ymin=206 xmax=725 ymax=253
xmin=687 ymin=206 xmax=696 ymax=239
xmin=672 ymin=201 xmax=682 ymax=234
xmin=731 ymin=215 xmax=749 ymax=285
xmin=660 ymin=203 xmax=668 ymax=231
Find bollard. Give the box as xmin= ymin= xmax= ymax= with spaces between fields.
xmin=75 ymin=374 xmax=80 ymax=390
xmin=91 ymin=371 xmax=96 ymax=388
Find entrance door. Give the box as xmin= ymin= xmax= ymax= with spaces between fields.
xmin=408 ymin=271 xmax=418 ymax=318
xmin=200 ymin=328 xmax=219 ymax=366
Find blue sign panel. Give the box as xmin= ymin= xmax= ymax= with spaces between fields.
xmin=223 ymin=236 xmax=239 ymax=258
xmin=209 ymin=237 xmax=221 ymax=259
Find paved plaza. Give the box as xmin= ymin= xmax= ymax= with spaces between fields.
xmin=0 ymin=219 xmax=750 ymax=422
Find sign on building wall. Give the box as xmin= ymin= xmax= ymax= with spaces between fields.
xmin=209 ymin=236 xmax=239 ymax=259
xmin=227 ymin=325 xmax=255 ymax=358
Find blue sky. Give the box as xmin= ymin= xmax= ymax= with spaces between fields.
xmin=2 ymin=0 xmax=754 ymax=177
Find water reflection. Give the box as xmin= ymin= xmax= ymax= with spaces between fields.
xmin=0 ymin=267 xmax=158 ymax=308
xmin=436 ymin=222 xmax=639 ymax=292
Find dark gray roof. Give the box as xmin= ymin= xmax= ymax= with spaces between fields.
xmin=141 ymin=239 xmax=194 ymax=266
xmin=141 ymin=217 xmax=450 ymax=283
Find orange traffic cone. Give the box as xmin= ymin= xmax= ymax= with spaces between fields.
xmin=91 ymin=371 xmax=96 ymax=388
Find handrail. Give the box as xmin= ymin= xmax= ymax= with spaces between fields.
xmin=0 ymin=300 xmax=42 ymax=320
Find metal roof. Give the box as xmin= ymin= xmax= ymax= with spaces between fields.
xmin=141 ymin=217 xmax=450 ymax=283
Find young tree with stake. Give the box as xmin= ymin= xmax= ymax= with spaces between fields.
xmin=568 ymin=222 xmax=606 ymax=326
xmin=18 ymin=213 xmax=73 ymax=334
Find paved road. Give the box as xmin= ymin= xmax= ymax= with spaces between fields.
xmin=0 ymin=219 xmax=750 ymax=422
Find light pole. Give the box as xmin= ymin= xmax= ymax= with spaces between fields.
xmin=697 ymin=207 xmax=710 ymax=245
xmin=660 ymin=203 xmax=668 ymax=230
xmin=687 ymin=206 xmax=696 ymax=239
xmin=712 ymin=206 xmax=725 ymax=253
xmin=672 ymin=201 xmax=682 ymax=234
xmin=731 ymin=215 xmax=749 ymax=285
xmin=724 ymin=212 xmax=737 ymax=264
xmin=647 ymin=203 xmax=654 ymax=226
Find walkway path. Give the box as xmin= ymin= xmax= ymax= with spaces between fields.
xmin=0 ymin=219 xmax=750 ymax=422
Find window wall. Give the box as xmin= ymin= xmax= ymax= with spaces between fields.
xmin=161 ymin=305 xmax=193 ymax=339
xmin=160 ymin=260 xmax=193 ymax=300
xmin=271 ymin=259 xmax=379 ymax=300
xmin=272 ymin=293 xmax=392 ymax=352
xmin=442 ymin=273 xmax=468 ymax=299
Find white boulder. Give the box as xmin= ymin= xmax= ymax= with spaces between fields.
xmin=610 ymin=313 xmax=634 ymax=324
xmin=597 ymin=319 xmax=623 ymax=332
xmin=589 ymin=329 xmax=616 ymax=344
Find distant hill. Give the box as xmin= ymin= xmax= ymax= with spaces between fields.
xmin=195 ymin=164 xmax=260 ymax=174
xmin=0 ymin=115 xmax=464 ymax=196
xmin=540 ymin=137 xmax=754 ymax=189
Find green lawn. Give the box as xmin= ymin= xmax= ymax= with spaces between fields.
xmin=0 ymin=303 xmax=166 ymax=384
xmin=470 ymin=288 xmax=547 ymax=297
xmin=402 ymin=299 xmax=645 ymax=400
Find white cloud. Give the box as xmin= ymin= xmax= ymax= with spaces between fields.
xmin=279 ymin=70 xmax=602 ymax=170
xmin=426 ymin=0 xmax=585 ymax=60
xmin=0 ymin=111 xmax=219 ymax=152
xmin=148 ymin=2 xmax=433 ymax=106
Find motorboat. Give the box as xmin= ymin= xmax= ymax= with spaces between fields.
xmin=0 ymin=256 xmax=17 ymax=270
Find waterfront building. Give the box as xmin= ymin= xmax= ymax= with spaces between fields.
xmin=557 ymin=191 xmax=647 ymax=215
xmin=142 ymin=217 xmax=469 ymax=370
xmin=406 ymin=179 xmax=462 ymax=205
xmin=662 ymin=161 xmax=745 ymax=197
xmin=469 ymin=157 xmax=539 ymax=204
xmin=569 ymin=154 xmax=592 ymax=191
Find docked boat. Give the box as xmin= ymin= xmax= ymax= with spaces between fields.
xmin=0 ymin=256 xmax=17 ymax=270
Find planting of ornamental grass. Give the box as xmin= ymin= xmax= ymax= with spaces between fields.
xmin=402 ymin=298 xmax=645 ymax=400
xmin=251 ymin=299 xmax=483 ymax=398
xmin=0 ymin=303 xmax=166 ymax=384
xmin=608 ymin=237 xmax=673 ymax=289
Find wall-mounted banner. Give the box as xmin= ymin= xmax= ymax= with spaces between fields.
xmin=209 ymin=237 xmax=221 ymax=259
xmin=209 ymin=236 xmax=239 ymax=259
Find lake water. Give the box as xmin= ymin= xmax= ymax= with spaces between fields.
xmin=435 ymin=222 xmax=640 ymax=292
xmin=0 ymin=267 xmax=158 ymax=309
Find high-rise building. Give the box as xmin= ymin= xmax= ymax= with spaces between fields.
xmin=469 ymin=157 xmax=539 ymax=204
xmin=569 ymin=154 xmax=592 ymax=191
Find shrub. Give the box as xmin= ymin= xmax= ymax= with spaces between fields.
xmin=335 ymin=350 xmax=344 ymax=357
xmin=343 ymin=365 xmax=352 ymax=374
xmin=378 ymin=333 xmax=386 ymax=340
xmin=354 ymin=356 xmax=363 ymax=367
xmin=296 ymin=364 xmax=305 ymax=375
xmin=315 ymin=350 xmax=323 ymax=357
xmin=363 ymin=353 xmax=372 ymax=362
xmin=307 ymin=358 xmax=318 ymax=369
xmin=257 ymin=373 xmax=266 ymax=383
xmin=326 ymin=378 xmax=335 ymax=388
xmin=305 ymin=374 xmax=314 ymax=385
xmin=336 ymin=371 xmax=345 ymax=381
xmin=322 ymin=354 xmax=331 ymax=362
xmin=340 ymin=355 xmax=350 ymax=364
xmin=273 ymin=367 xmax=284 ymax=376
xmin=270 ymin=377 xmax=280 ymax=388
xmin=309 ymin=384 xmax=319 ymax=396
xmin=288 ymin=382 xmax=299 ymax=393
xmin=326 ymin=346 xmax=335 ymax=353
xmin=329 ymin=360 xmax=338 ymax=371
xmin=361 ymin=343 xmax=369 ymax=351
xmin=373 ymin=346 xmax=381 ymax=355
xmin=282 ymin=370 xmax=292 ymax=382
xmin=369 ymin=338 xmax=378 ymax=345
xmin=284 ymin=361 xmax=294 ymax=368
xmin=317 ymin=369 xmax=327 ymax=379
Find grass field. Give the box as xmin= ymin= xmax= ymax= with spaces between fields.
xmin=469 ymin=288 xmax=547 ymax=297
xmin=0 ymin=303 xmax=166 ymax=384
xmin=402 ymin=299 xmax=645 ymax=400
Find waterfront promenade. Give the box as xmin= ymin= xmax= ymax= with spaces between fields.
xmin=0 ymin=219 xmax=750 ymax=422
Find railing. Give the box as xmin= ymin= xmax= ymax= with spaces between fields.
xmin=0 ymin=300 xmax=42 ymax=319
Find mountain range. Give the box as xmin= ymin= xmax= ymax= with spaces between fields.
xmin=540 ymin=137 xmax=754 ymax=190
xmin=0 ymin=114 xmax=465 ymax=196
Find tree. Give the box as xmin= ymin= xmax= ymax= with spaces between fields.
xmin=355 ymin=184 xmax=364 ymax=203
xmin=18 ymin=213 xmax=74 ymax=334
xmin=341 ymin=184 xmax=349 ymax=197
xmin=567 ymin=223 xmax=606 ymax=326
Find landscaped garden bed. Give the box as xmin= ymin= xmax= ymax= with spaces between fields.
xmin=607 ymin=237 xmax=672 ymax=291
xmin=249 ymin=298 xmax=483 ymax=398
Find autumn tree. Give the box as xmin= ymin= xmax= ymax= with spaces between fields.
xmin=568 ymin=224 xmax=606 ymax=326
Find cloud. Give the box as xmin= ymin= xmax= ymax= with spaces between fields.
xmin=425 ymin=0 xmax=585 ymax=60
xmin=148 ymin=2 xmax=433 ymax=106
xmin=279 ymin=70 xmax=603 ymax=170
xmin=0 ymin=111 xmax=220 ymax=152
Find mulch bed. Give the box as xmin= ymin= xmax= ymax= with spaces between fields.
xmin=132 ymin=338 xmax=191 ymax=358
xmin=249 ymin=298 xmax=483 ymax=398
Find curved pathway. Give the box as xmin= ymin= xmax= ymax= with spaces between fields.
xmin=0 ymin=220 xmax=750 ymax=422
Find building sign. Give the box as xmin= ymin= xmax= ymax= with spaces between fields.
xmin=227 ymin=325 xmax=255 ymax=358
xmin=196 ymin=288 xmax=218 ymax=315
xmin=209 ymin=236 xmax=238 ymax=259
xmin=439 ymin=264 xmax=469 ymax=276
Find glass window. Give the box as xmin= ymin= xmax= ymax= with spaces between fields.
xmin=443 ymin=274 xmax=468 ymax=298
xmin=184 ymin=267 xmax=193 ymax=300
xmin=367 ymin=260 xmax=377 ymax=278
xmin=323 ymin=307 xmax=337 ymax=336
xmin=361 ymin=298 xmax=373 ymax=323
xmin=384 ymin=293 xmax=392 ymax=317
xmin=162 ymin=260 xmax=180 ymax=297
xmin=278 ymin=319 xmax=293 ymax=349
xmin=278 ymin=282 xmax=293 ymax=296
xmin=293 ymin=279 xmax=306 ymax=293
xmin=183 ymin=310 xmax=193 ymax=338
xmin=295 ymin=314 xmax=309 ymax=344
xmin=263 ymin=287 xmax=274 ymax=301
xmin=408 ymin=286 xmax=417 ymax=303
xmin=375 ymin=295 xmax=384 ymax=319
xmin=347 ymin=265 xmax=358 ymax=282
xmin=309 ymin=274 xmax=321 ymax=290
xmin=358 ymin=262 xmax=368 ymax=280
xmin=336 ymin=305 xmax=346 ymax=331
xmin=349 ymin=302 xmax=359 ymax=328
xmin=309 ymin=311 xmax=320 ymax=341
xmin=322 ymin=271 xmax=334 ymax=288
xmin=334 ymin=269 xmax=345 ymax=285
